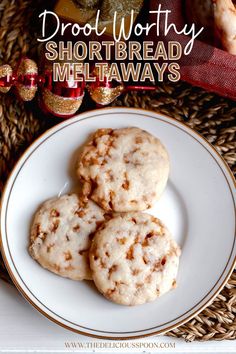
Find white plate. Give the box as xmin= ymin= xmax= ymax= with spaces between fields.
xmin=1 ymin=108 xmax=235 ymax=339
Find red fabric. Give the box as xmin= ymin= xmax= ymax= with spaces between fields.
xmin=149 ymin=0 xmax=236 ymax=100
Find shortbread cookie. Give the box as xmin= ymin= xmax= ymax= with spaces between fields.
xmin=78 ymin=127 xmax=169 ymax=212
xmin=29 ymin=194 xmax=108 ymax=280
xmin=214 ymin=0 xmax=236 ymax=55
xmin=89 ymin=213 xmax=181 ymax=306
xmin=186 ymin=0 xmax=236 ymax=54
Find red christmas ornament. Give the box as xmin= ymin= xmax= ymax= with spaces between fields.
xmin=41 ymin=67 xmax=85 ymax=118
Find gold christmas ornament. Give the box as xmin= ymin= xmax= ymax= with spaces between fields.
xmin=16 ymin=58 xmax=38 ymax=101
xmin=87 ymin=65 xmax=125 ymax=105
xmin=73 ymin=0 xmax=101 ymax=8
xmin=0 ymin=65 xmax=13 ymax=93
xmin=100 ymin=0 xmax=143 ymax=22
xmin=88 ymin=85 xmax=124 ymax=105
xmin=42 ymin=89 xmax=84 ymax=117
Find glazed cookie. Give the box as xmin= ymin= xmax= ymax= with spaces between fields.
xmin=89 ymin=213 xmax=181 ymax=306
xmin=29 ymin=194 xmax=108 ymax=281
xmin=78 ymin=127 xmax=169 ymax=212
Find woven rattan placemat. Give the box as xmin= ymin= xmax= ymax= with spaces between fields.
xmin=0 ymin=0 xmax=235 ymax=342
